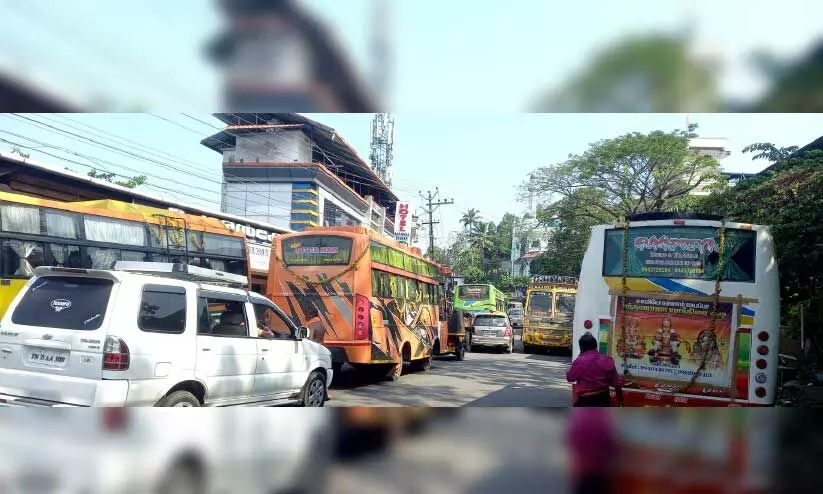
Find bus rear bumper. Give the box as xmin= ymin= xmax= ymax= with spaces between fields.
xmin=613 ymin=388 xmax=771 ymax=407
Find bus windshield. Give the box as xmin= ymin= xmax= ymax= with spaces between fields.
xmin=458 ymin=285 xmax=489 ymax=300
xmin=555 ymin=293 xmax=576 ymax=314
xmin=282 ymin=235 xmax=353 ymax=266
xmin=527 ymin=292 xmax=552 ymax=314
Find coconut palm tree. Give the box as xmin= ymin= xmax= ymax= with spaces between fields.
xmin=460 ymin=208 xmax=480 ymax=234
xmin=472 ymin=222 xmax=495 ymax=272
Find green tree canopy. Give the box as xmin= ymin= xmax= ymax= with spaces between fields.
xmin=523 ymin=124 xmax=724 ymax=221
xmin=88 ymin=169 xmax=147 ymax=189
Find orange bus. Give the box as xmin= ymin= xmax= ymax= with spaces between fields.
xmin=268 ymin=226 xmax=448 ymax=381
xmin=0 ymin=191 xmax=250 ymax=318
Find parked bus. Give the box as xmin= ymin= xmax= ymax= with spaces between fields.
xmin=268 ymin=226 xmax=450 ymax=381
xmin=522 ymin=275 xmax=578 ymax=354
xmin=573 ymin=212 xmax=780 ymax=407
xmin=0 ymin=191 xmax=249 ymax=318
xmin=453 ymin=283 xmax=506 ymax=313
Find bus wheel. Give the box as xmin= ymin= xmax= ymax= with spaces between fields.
xmin=523 ymin=344 xmax=533 ymax=354
xmin=414 ymin=357 xmax=432 ymax=372
xmin=385 ymin=362 xmax=403 ymax=381
xmin=455 ymin=342 xmax=466 ymax=361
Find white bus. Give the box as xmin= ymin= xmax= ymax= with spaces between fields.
xmin=572 ymin=212 xmax=780 ymax=407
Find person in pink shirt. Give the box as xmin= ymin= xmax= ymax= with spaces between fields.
xmin=566 ymin=407 xmax=619 ymax=494
xmin=567 ymin=332 xmax=623 ymax=407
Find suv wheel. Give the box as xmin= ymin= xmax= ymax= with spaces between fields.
xmin=301 ymin=371 xmax=327 ymax=407
xmin=155 ymin=390 xmax=201 ymax=407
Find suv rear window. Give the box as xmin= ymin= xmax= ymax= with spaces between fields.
xmin=473 ymin=316 xmax=507 ymax=327
xmin=11 ymin=276 xmax=113 ymax=330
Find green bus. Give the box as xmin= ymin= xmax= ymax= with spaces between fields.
xmin=453 ymin=283 xmax=507 ymax=313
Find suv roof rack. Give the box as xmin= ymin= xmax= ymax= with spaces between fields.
xmin=113 ymin=261 xmax=249 ymax=288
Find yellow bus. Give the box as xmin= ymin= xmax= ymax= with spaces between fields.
xmin=0 ymin=191 xmax=249 ymax=317
xmin=522 ymin=275 xmax=578 ymax=354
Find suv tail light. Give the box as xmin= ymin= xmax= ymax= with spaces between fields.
xmin=504 ymin=327 xmax=512 ymax=337
xmin=354 ymin=294 xmax=371 ymax=340
xmin=102 ymin=408 xmax=128 ymax=432
xmin=103 ymin=336 xmax=130 ymax=371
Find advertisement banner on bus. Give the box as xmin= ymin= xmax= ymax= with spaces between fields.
xmin=603 ymin=226 xmax=756 ymax=281
xmin=613 ymin=295 xmax=733 ymax=396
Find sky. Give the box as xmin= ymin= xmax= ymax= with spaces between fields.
xmin=2 ymin=112 xmax=822 ymax=252
xmin=1 ymin=0 xmax=822 ymax=110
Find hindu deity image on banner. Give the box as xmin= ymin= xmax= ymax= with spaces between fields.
xmin=613 ymin=296 xmax=734 ymax=396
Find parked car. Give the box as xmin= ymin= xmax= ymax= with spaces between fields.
xmin=0 ymin=262 xmax=333 ymax=407
xmin=470 ymin=312 xmax=514 ymax=353
xmin=508 ymin=307 xmax=524 ymax=329
xmin=0 ymin=407 xmax=334 ymax=493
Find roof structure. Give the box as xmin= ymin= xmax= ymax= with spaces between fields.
xmin=202 ymin=113 xmax=397 ymax=209
xmin=0 ymin=151 xmax=289 ymax=234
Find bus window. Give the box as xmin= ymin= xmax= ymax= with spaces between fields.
xmin=0 ymin=204 xmax=40 ymax=235
xmin=282 ymin=235 xmax=353 ymax=266
xmin=555 ymin=293 xmax=576 ymax=314
xmin=389 ymin=275 xmax=406 ymax=299
xmin=458 ymin=285 xmax=489 ymax=300
xmin=1 ymin=239 xmax=46 ymax=276
xmin=407 ymin=279 xmax=419 ymax=301
xmin=527 ymin=292 xmax=552 ymax=315
xmin=83 ymin=216 xmax=146 ymax=246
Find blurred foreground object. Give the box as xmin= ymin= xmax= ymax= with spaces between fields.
xmin=207 ymin=0 xmax=377 ymax=112
xmin=0 ymin=67 xmax=83 ymax=112
xmin=0 ymin=408 xmax=334 ymax=494
xmin=748 ymin=38 xmax=823 ymax=112
xmin=533 ymin=32 xmax=721 ymax=113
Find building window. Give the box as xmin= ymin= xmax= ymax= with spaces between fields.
xmin=322 ymin=199 xmax=360 ymax=227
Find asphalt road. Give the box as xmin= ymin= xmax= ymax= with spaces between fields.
xmin=326 ymin=407 xmax=571 ymax=493
xmin=328 ymin=336 xmax=573 ymax=407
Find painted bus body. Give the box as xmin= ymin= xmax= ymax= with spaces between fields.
xmin=453 ymin=283 xmax=506 ymax=314
xmin=522 ymin=276 xmax=578 ymax=353
xmin=572 ymin=218 xmax=779 ymax=407
xmin=268 ymin=226 xmax=446 ymax=378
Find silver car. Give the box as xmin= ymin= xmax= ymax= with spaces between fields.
xmin=470 ymin=313 xmax=514 ymax=353
xmin=508 ymin=308 xmax=524 ymax=329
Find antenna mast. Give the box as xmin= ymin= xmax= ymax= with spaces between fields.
xmin=370 ymin=113 xmax=395 ymax=187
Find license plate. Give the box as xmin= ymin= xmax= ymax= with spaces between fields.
xmin=483 ymin=330 xmax=497 ymax=336
xmin=27 ymin=350 xmax=69 ymax=367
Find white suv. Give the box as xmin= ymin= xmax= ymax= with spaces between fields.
xmin=0 ymin=263 xmax=333 ymax=407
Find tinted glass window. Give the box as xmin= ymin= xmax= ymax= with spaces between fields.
xmin=202 ymin=299 xmax=249 ymax=338
xmin=203 ymin=233 xmax=244 ymax=257
xmin=138 ymin=286 xmax=187 ymax=334
xmin=252 ymin=303 xmax=293 ymax=339
xmin=474 ymin=316 xmax=507 ymax=327
xmin=282 ymin=235 xmax=353 ymax=266
xmin=11 ymin=276 xmax=113 ymax=330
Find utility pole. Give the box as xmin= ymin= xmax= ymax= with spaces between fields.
xmin=419 ymin=187 xmax=454 ymax=260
